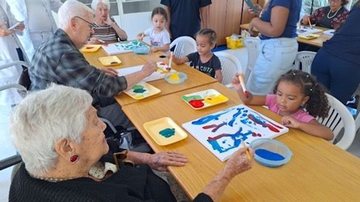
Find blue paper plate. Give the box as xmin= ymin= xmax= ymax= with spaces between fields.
xmin=250 ymin=138 xmax=292 ymax=167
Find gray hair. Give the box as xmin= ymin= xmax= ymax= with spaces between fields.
xmin=91 ymin=0 xmax=111 ymax=10
xmin=10 ymin=85 xmax=93 ymax=176
xmin=58 ymin=0 xmax=94 ymax=29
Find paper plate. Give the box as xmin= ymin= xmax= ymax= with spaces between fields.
xmin=143 ymin=117 xmax=188 ymax=146
xmin=80 ymin=45 xmax=102 ymax=53
xmin=182 ymin=89 xmax=229 ymax=110
xmin=98 ymin=56 xmax=122 ymax=66
xmin=124 ymin=82 xmax=161 ymax=100
xmin=298 ymin=34 xmax=320 ymax=40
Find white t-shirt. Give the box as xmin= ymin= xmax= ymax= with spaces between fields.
xmin=144 ymin=27 xmax=170 ymax=47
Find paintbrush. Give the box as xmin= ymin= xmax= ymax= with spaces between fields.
xmin=241 ymin=140 xmax=252 ymax=160
xmin=238 ymin=73 xmax=249 ymax=98
xmin=308 ymin=18 xmax=313 ymax=29
xmin=168 ymin=52 xmax=173 ymax=71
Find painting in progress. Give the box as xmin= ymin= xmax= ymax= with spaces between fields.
xmin=182 ymin=104 xmax=288 ymax=161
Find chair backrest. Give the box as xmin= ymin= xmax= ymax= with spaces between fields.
xmin=317 ymin=93 xmax=356 ymax=150
xmin=244 ymin=37 xmax=260 ymax=79
xmin=214 ymin=51 xmax=244 ymax=86
xmin=170 ymin=36 xmax=197 ymax=58
xmin=293 ymin=51 xmax=316 ymax=73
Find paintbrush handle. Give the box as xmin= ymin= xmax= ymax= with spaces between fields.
xmin=238 ymin=73 xmax=249 ymax=98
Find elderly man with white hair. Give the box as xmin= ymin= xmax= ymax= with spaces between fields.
xmin=29 ymin=0 xmax=156 ymax=131
xmin=90 ymin=0 xmax=127 ymax=43
xmin=9 ymin=84 xmax=252 ymax=201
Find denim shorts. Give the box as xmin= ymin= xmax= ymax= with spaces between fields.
xmin=246 ymin=37 xmax=298 ymax=95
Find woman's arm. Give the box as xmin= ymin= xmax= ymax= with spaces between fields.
xmin=200 ymin=148 xmax=252 ymax=201
xmin=282 ymin=116 xmax=334 ymax=140
xmin=106 ymin=17 xmax=127 ymax=41
xmin=126 ymin=151 xmax=188 ymax=171
xmin=250 ymin=6 xmax=289 ymax=37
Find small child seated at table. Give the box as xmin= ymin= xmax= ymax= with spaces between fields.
xmin=137 ymin=7 xmax=170 ymax=52
xmin=232 ymin=70 xmax=333 ymax=140
xmin=172 ymin=28 xmax=223 ymax=83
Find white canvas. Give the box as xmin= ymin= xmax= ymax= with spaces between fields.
xmin=182 ymin=104 xmax=288 ymax=161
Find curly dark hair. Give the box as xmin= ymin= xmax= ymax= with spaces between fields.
xmin=196 ymin=28 xmax=217 ymax=45
xmin=273 ymin=70 xmax=330 ymax=118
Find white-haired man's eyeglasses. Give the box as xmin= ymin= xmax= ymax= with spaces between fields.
xmin=74 ymin=16 xmax=97 ymax=29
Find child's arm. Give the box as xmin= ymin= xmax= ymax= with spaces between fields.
xmin=232 ymin=73 xmax=266 ymax=105
xmin=172 ymin=55 xmax=189 ymax=65
xmin=151 ymin=43 xmax=170 ymax=52
xmin=214 ymin=69 xmax=223 ymax=83
xmin=281 ymin=116 xmax=334 ymax=140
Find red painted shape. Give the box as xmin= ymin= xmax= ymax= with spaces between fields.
xmin=189 ymin=99 xmax=204 ymax=108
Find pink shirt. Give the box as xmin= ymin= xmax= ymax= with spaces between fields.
xmin=265 ymin=94 xmax=315 ymax=123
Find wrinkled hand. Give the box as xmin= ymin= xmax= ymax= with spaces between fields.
xmin=223 ymin=148 xmax=252 ymax=179
xmin=105 ymin=16 xmax=114 ymax=26
xmin=141 ymin=61 xmax=157 ymax=77
xmin=88 ymin=37 xmax=105 ymax=44
xmin=102 ymin=67 xmax=118 ymax=77
xmin=148 ymin=151 xmax=188 ymax=171
xmin=282 ymin=116 xmax=300 ymax=128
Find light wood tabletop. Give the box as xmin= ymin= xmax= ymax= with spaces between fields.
xmin=82 ymin=48 xmax=145 ymax=69
xmin=240 ymin=23 xmax=332 ymax=47
xmin=122 ymin=82 xmax=360 ymax=201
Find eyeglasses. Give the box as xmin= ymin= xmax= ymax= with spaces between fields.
xmin=74 ymin=16 xmax=97 ymax=29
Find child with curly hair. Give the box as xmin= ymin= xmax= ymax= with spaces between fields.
xmin=232 ymin=70 xmax=333 ymax=140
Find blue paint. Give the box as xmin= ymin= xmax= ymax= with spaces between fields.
xmin=255 ymin=149 xmax=285 ymax=161
xmin=159 ymin=128 xmax=175 ymax=138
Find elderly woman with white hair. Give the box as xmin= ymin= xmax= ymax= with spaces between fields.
xmin=9 ymin=85 xmax=253 ymax=202
xmin=90 ymin=0 xmax=127 ymax=44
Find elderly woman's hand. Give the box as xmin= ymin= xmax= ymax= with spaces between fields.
xmin=148 ymin=151 xmax=188 ymax=171
xmin=223 ymin=148 xmax=253 ymax=179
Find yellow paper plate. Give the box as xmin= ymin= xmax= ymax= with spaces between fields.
xmin=98 ymin=56 xmax=122 ymax=66
xmin=298 ymin=34 xmax=320 ymax=40
xmin=80 ymin=45 xmax=102 ymax=53
xmin=181 ymin=89 xmax=229 ymax=110
xmin=143 ymin=117 xmax=188 ymax=146
xmin=124 ymin=82 xmax=161 ymax=100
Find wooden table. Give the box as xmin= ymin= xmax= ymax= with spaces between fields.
xmin=122 ymin=82 xmax=360 ymax=201
xmin=82 ymin=48 xmax=146 ymax=69
xmin=240 ymin=23 xmax=332 ymax=47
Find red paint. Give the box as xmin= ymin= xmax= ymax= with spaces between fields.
xmin=189 ymin=99 xmax=204 ymax=108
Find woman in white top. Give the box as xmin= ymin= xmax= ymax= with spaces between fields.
xmin=0 ymin=1 xmax=28 ymax=106
xmin=6 ymin=0 xmax=62 ymax=59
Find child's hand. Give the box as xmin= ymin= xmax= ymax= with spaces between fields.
xmin=281 ymin=116 xmax=300 ymax=128
xmin=137 ymin=33 xmax=145 ymax=41
xmin=231 ymin=73 xmax=242 ymax=91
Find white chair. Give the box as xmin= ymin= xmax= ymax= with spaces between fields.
xmin=214 ymin=51 xmax=244 ymax=87
xmin=170 ymin=36 xmax=197 ymax=58
xmin=243 ymin=37 xmax=260 ymax=80
xmin=293 ymin=51 xmax=316 ymax=73
xmin=317 ymin=93 xmax=356 ymax=150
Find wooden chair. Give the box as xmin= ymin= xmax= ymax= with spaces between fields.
xmin=317 ymin=93 xmax=356 ymax=150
